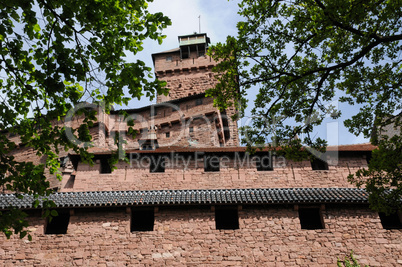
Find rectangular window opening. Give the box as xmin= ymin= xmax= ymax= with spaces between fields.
xmin=195 ymin=98 xmax=203 ymax=106
xmin=166 ymin=132 xmax=170 ymax=138
xmin=59 ymin=156 xmax=69 ymax=168
xmin=379 ymin=212 xmax=402 ymax=229
xmin=166 ymin=56 xmax=172 ymax=62
xmin=204 ymin=154 xmax=220 ymax=172
xmin=45 ymin=210 xmax=70 ymax=234
xmin=150 ymin=155 xmax=165 ymax=173
xmin=311 ymin=158 xmax=329 ymax=170
xmin=215 ymin=206 xmax=239 ymax=230
xmin=142 ymin=145 xmax=153 ymax=151
xmin=100 ymin=158 xmax=112 ymax=174
xmin=189 ymin=126 xmax=194 ymax=133
xmin=131 ymin=208 xmax=154 ymax=232
xmin=298 ymin=208 xmax=324 ymax=229
xmin=181 ymin=49 xmax=189 ymax=59
xmin=64 ymin=175 xmax=75 ymax=189
xmin=197 ymin=44 xmax=206 ymax=57
xmin=256 ymin=154 xmax=273 ymax=171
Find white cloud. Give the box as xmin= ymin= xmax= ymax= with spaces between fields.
xmin=123 ymin=0 xmax=241 ymax=108
xmin=121 ymin=1 xmax=369 ymax=145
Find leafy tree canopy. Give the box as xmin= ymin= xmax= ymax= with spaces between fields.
xmin=0 ymin=0 xmax=170 ymax=239
xmin=208 ymin=0 xmax=401 ymax=212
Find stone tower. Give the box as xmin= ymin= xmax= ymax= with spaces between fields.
xmin=151 ymin=33 xmax=239 ymax=147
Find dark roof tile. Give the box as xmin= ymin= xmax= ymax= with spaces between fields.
xmin=0 ymin=188 xmax=370 ymax=210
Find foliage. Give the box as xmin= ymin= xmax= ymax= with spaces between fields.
xmin=337 ymin=251 xmax=369 ymax=267
xmin=349 ymin=133 xmax=402 ymax=214
xmin=0 ymin=0 xmax=170 ymax=238
xmin=209 ymin=0 xmax=402 ymax=211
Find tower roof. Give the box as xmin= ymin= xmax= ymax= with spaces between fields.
xmin=178 ymin=33 xmax=210 ymax=47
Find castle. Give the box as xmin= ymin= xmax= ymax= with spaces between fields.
xmin=0 ymin=33 xmax=401 ymax=266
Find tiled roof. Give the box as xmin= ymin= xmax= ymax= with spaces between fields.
xmin=152 ymin=47 xmax=180 ymax=56
xmin=0 ymin=188 xmax=369 ymax=210
xmin=327 ymin=143 xmax=377 ymax=151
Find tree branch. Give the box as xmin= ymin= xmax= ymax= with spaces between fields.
xmin=314 ymin=0 xmax=383 ymax=41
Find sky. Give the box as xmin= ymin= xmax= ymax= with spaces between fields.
xmin=126 ymin=0 xmax=241 ymax=109
xmin=124 ymin=0 xmax=369 ymax=146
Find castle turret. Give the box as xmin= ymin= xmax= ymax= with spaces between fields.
xmin=152 ymin=33 xmax=218 ymax=103
xmin=151 ymin=33 xmax=239 ymax=147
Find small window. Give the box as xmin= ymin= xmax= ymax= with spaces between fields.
xmin=100 ymin=158 xmax=112 ymax=174
xmin=195 ymin=99 xmax=203 ymax=106
xmin=166 ymin=56 xmax=172 ymax=62
xmin=142 ymin=145 xmax=153 ymax=151
xmin=45 ymin=210 xmax=70 ymax=234
xmin=149 ymin=155 xmax=165 ymax=173
xmin=189 ymin=127 xmax=194 ymax=133
xmin=131 ymin=208 xmax=154 ymax=232
xmin=166 ymin=132 xmax=170 ymax=138
xmin=379 ymin=212 xmax=402 ymax=229
xmin=181 ymin=50 xmax=189 ymax=59
xmin=204 ymin=154 xmax=220 ymax=172
xmin=366 ymin=152 xmax=372 ymax=165
xmin=311 ymin=158 xmax=329 ymax=170
xmin=298 ymin=208 xmax=324 ymax=229
xmin=256 ymin=154 xmax=273 ymax=171
xmin=215 ymin=206 xmax=239 ymax=230
xmin=64 ymin=175 xmax=75 ymax=189
xmin=59 ymin=156 xmax=69 ymax=168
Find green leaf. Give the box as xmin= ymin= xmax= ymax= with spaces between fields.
xmin=50 ymin=210 xmax=58 ymax=217
xmin=0 ymin=0 xmax=171 ymax=240
xmin=33 ymin=24 xmax=40 ymax=33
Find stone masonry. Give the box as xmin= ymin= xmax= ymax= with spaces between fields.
xmin=1 ymin=206 xmax=401 ymax=266
xmin=0 ymin=33 xmax=401 ymax=266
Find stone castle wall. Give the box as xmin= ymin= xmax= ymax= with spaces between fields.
xmin=1 ymin=206 xmax=401 ymax=266
xmin=154 ymin=51 xmax=217 ymax=104
xmin=2 ymin=34 xmax=400 ymax=266
xmin=63 ymin=153 xmax=367 ymax=192
xmin=153 ymin=47 xmax=239 ymax=146
xmin=157 ymin=70 xmax=218 ymax=103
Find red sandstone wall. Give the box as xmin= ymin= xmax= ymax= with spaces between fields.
xmin=154 ymin=51 xmax=217 ymax=104
xmin=1 ymin=207 xmax=401 ymax=266
xmin=105 ymin=96 xmax=238 ymax=148
xmin=158 ymin=71 xmax=218 ymax=103
xmin=63 ymin=155 xmax=367 ymax=192
xmin=223 ymin=107 xmax=239 ymax=147
xmin=154 ymin=52 xmax=215 ymax=74
xmin=152 ymin=49 xmax=239 ymax=145
xmin=8 ymin=146 xmax=68 ymax=191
